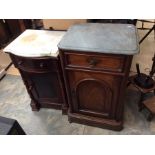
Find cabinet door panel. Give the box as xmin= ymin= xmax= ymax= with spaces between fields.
xmin=68 ymin=70 xmax=122 ymax=118
xmin=32 ymin=74 xmax=58 ymax=98
xmin=76 ymin=79 xmax=112 ymax=117
xmin=22 ymin=71 xmax=63 ymax=104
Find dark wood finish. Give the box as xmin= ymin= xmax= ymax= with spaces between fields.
xmin=60 ymin=50 xmax=133 ymax=130
xmin=5 ymin=20 xmax=22 ymax=38
xmin=9 ymin=54 xmax=67 ymax=113
xmin=143 ymin=96 xmax=155 ymax=121
xmin=0 ymin=20 xmax=10 ymax=47
xmin=128 ymin=75 xmax=155 ymax=111
xmin=12 ymin=56 xmax=58 ymax=72
xmin=65 ymin=52 xmax=125 ymax=72
xmin=87 ymin=19 xmax=137 ymax=25
xmin=0 ymin=19 xmax=31 ymax=48
xmin=128 ymin=75 xmax=155 ymax=94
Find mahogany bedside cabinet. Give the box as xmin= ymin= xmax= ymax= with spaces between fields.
xmin=58 ymin=23 xmax=139 ymax=130
xmin=4 ymin=30 xmax=68 ymax=113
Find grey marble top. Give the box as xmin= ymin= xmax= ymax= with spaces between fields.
xmin=58 ymin=23 xmax=139 ymax=55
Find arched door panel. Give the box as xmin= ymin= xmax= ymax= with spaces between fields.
xmin=72 ymin=78 xmax=113 ymax=118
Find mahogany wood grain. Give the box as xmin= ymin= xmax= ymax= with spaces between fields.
xmin=9 ymin=53 xmax=67 ymax=113
xmin=143 ymin=96 xmax=155 ymax=113
xmin=60 ymin=49 xmax=133 ymax=130
xmin=65 ymin=52 xmax=125 ymax=72
xmin=143 ymin=96 xmax=155 ymax=121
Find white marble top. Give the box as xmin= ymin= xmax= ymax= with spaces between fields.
xmin=3 ymin=29 xmax=66 ymax=57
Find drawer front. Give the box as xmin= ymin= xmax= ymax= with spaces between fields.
xmin=65 ymin=53 xmax=125 ymax=72
xmin=11 ymin=55 xmax=58 ymax=72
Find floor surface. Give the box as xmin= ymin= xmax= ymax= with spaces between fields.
xmin=0 ymin=74 xmax=155 ymax=135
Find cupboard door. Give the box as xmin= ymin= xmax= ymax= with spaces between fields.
xmin=22 ymin=71 xmax=63 ymax=107
xmin=68 ymin=70 xmax=122 ymax=119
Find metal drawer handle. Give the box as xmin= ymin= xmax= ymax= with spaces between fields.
xmin=87 ymin=58 xmax=99 ymax=67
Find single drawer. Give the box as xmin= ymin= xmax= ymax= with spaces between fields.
xmin=65 ymin=53 xmax=126 ymax=72
xmin=11 ymin=55 xmax=58 ymax=72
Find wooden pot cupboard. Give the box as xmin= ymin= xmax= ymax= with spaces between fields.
xmin=58 ymin=23 xmax=139 ymax=130
xmin=9 ymin=54 xmax=67 ymax=113
xmin=59 ymin=51 xmax=133 ymax=130
xmin=4 ymin=24 xmax=139 ymax=131
xmin=4 ymin=30 xmax=68 ymax=113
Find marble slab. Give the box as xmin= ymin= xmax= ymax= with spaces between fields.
xmin=58 ymin=23 xmax=139 ymax=55
xmin=3 ymin=29 xmax=66 ymax=57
